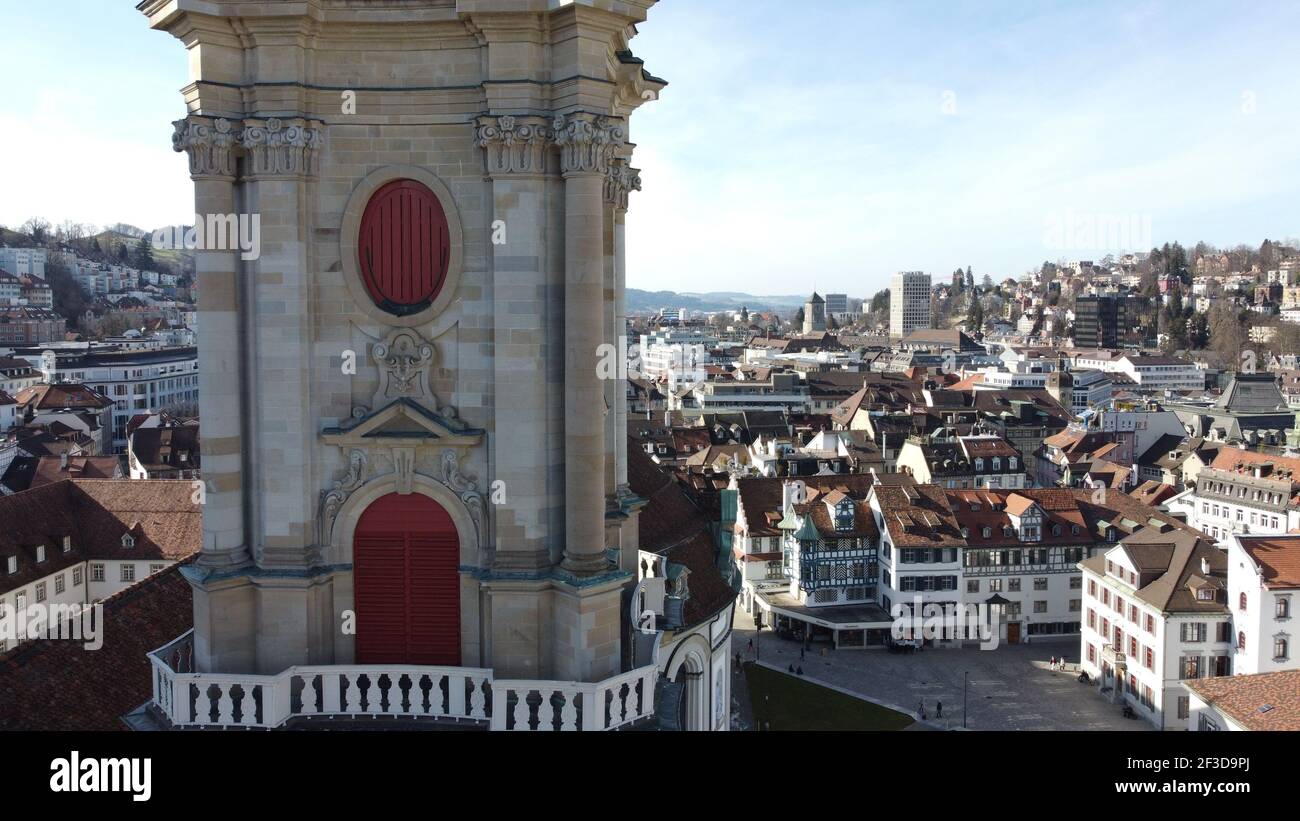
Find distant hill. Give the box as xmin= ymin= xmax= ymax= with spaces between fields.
xmin=627 ymin=289 xmax=809 ymax=315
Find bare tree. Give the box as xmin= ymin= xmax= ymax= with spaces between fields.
xmin=20 ymin=217 xmax=52 ymax=245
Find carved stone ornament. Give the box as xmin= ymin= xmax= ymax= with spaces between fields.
xmin=475 ymin=114 xmax=552 ymax=176
xmin=553 ymin=113 xmax=626 ymax=176
xmin=240 ymin=117 xmax=326 ymax=177
xmin=441 ymin=449 xmax=485 ymax=545
xmin=604 ymin=159 xmax=642 ymax=210
xmin=319 ymin=449 xmax=368 ymax=543
xmin=172 ymin=116 xmax=239 ymax=178
xmin=372 ymin=327 xmax=437 ymax=409
xmin=393 ymin=448 xmax=417 ymax=495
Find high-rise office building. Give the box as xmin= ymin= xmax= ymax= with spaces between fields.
xmin=823 ymin=293 xmax=848 ymax=315
xmin=1074 ymin=296 xmax=1126 ymax=349
xmin=890 ymin=271 xmax=931 ymax=338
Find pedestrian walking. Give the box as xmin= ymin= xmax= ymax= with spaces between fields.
xmin=937 ymin=701 xmax=943 ymax=718
xmin=799 ymin=647 xmax=805 ymax=661
xmin=796 ymin=666 xmax=803 ymax=676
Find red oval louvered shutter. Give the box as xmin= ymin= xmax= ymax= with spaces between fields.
xmin=357 ymin=179 xmax=450 ymax=316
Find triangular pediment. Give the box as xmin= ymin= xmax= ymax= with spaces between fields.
xmin=322 ymin=399 xmax=484 ymax=448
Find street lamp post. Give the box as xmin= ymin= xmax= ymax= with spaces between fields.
xmin=963 ymin=671 xmax=969 ymax=729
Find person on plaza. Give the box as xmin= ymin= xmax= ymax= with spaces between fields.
xmin=937 ymin=701 xmax=943 ymax=718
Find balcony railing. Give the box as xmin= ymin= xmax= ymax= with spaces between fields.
xmin=148 ymin=630 xmax=659 ymax=731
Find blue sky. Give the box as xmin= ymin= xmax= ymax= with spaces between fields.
xmin=3 ymin=1 xmax=1298 ymax=298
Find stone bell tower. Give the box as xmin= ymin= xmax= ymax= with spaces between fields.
xmin=140 ymin=0 xmax=664 ymax=683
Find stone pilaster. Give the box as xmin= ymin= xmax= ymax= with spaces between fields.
xmin=239 ymin=117 xmax=327 ymax=569
xmin=172 ymin=115 xmax=248 ymax=568
xmin=476 ymin=114 xmax=554 ymax=572
xmin=556 ymin=112 xmax=624 ymax=575
xmin=606 ymin=159 xmax=641 ymax=495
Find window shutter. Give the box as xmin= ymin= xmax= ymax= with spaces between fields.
xmin=358 ymin=179 xmax=451 ymax=315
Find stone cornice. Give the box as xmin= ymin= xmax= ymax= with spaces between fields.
xmin=554 ymin=112 xmax=625 ymax=177
xmin=475 ymin=114 xmax=552 ymax=177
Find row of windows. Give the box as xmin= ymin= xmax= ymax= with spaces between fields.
xmin=898 ymin=575 xmax=959 ymax=592
xmin=1199 ymin=482 xmax=1288 ymax=508
xmin=1237 ymin=628 xmax=1291 ymax=660
xmin=971 ymin=576 xmax=1078 ymax=593
xmin=1238 ymin=592 xmax=1292 ymax=619
xmin=1201 ymin=502 xmax=1282 ymax=529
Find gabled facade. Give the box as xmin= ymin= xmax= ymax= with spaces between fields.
xmin=1079 ymin=530 xmax=1231 ymax=730
xmin=1226 ymin=534 xmax=1300 ymax=675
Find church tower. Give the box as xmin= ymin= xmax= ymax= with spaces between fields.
xmin=140 ymin=0 xmax=665 ymax=686
xmin=803 ymin=292 xmax=826 ymax=334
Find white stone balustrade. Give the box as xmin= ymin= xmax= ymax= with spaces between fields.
xmin=148 ymin=630 xmax=657 ymax=731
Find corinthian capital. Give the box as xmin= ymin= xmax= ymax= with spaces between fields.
xmin=475 ymin=114 xmax=552 ymax=176
xmin=240 ymin=117 xmax=327 ymax=178
xmin=553 ymin=113 xmax=625 ymax=176
xmin=172 ymin=116 xmax=239 ymax=179
xmin=604 ymin=159 xmax=642 ymax=210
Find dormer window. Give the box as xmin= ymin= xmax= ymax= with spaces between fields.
xmin=834 ymin=501 xmax=854 ymax=531
xmin=6 ymin=556 xmax=15 ymax=575
xmin=35 ymin=545 xmax=45 ymax=563
xmin=992 ymin=457 xmax=1001 ymax=471
xmin=975 ymin=458 xmax=985 ymax=472
xmin=982 ymin=527 xmax=992 ymax=538
xmin=122 ymin=534 xmax=136 ymax=549
xmin=62 ymin=536 xmax=71 ymax=553
xmin=1009 ymin=457 xmax=1017 ymax=470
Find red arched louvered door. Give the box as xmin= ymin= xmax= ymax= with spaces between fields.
xmin=357 ymin=179 xmax=451 ymax=316
xmin=353 ymin=493 xmax=461 ymax=665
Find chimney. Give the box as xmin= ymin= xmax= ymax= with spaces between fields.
xmin=1201 ymin=557 xmax=1210 ymax=576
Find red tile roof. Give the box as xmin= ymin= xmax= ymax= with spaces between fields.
xmin=1237 ymin=535 xmax=1300 ymax=589
xmin=0 ymin=558 xmax=195 ymax=731
xmin=0 ymin=479 xmax=200 ymax=595
xmin=14 ymin=383 xmax=113 ymax=410
xmin=1185 ymin=670 xmax=1300 ymax=731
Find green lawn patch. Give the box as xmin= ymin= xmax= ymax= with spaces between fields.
xmin=744 ymin=662 xmax=913 ymax=731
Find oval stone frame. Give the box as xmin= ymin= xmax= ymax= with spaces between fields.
xmin=341 ymin=165 xmax=465 ymax=327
